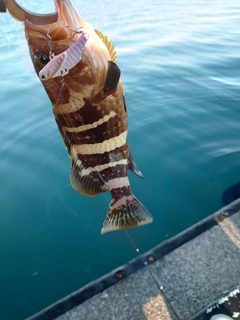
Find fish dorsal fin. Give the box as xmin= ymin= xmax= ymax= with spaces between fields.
xmin=95 ymin=29 xmax=117 ymax=62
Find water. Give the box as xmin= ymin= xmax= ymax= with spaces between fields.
xmin=0 ymin=0 xmax=240 ymax=319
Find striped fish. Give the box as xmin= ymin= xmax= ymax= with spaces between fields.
xmin=11 ymin=0 xmax=153 ymax=233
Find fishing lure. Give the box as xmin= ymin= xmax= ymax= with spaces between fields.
xmin=39 ymin=31 xmax=89 ymax=81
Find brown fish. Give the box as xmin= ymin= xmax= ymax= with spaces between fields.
xmin=6 ymin=0 xmax=153 ymax=234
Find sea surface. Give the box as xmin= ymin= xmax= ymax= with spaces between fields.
xmin=0 ymin=0 xmax=240 ymax=319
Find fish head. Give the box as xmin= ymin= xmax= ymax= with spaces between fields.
xmin=7 ymin=0 xmax=112 ymax=102
xmin=24 ymin=19 xmax=72 ymax=77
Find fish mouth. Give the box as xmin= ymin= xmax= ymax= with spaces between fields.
xmin=6 ymin=0 xmax=58 ymax=25
xmin=6 ymin=0 xmax=81 ymax=29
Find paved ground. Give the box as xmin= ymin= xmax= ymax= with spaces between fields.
xmin=55 ymin=211 xmax=240 ymax=320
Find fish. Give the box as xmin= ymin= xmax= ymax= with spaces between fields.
xmin=6 ymin=0 xmax=153 ymax=234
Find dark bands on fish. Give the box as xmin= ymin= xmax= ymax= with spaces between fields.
xmin=110 ymin=186 xmax=132 ymax=203
xmin=75 ymin=144 xmax=129 ymax=168
xmin=55 ymin=118 xmax=71 ymax=151
xmin=63 ymin=117 xmax=124 ymax=145
xmin=20 ymin=0 xmax=153 ymax=233
xmin=56 ymin=101 xmax=126 ymax=129
xmin=100 ymin=164 xmax=126 ymax=181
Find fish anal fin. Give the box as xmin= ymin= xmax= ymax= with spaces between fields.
xmin=70 ymin=162 xmax=107 ymax=197
xmin=101 ymin=194 xmax=153 ymax=234
xmin=94 ymin=29 xmax=117 ymax=62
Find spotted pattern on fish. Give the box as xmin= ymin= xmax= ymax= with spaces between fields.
xmin=63 ymin=110 xmax=116 ymax=133
xmin=80 ymin=159 xmax=128 ymax=177
xmin=22 ymin=0 xmax=153 ymax=233
xmin=57 ymin=110 xmax=125 ymax=146
xmin=72 ymin=144 xmax=130 ymax=168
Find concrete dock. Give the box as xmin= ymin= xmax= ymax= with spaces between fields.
xmin=27 ymin=200 xmax=240 ymax=320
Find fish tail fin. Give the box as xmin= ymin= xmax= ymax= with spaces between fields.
xmin=101 ymin=193 xmax=153 ymax=234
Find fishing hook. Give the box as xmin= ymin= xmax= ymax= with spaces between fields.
xmin=66 ymin=25 xmax=85 ymax=42
xmin=36 ymin=32 xmax=54 ymax=58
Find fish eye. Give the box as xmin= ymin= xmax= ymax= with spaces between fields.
xmin=37 ymin=53 xmax=49 ymax=68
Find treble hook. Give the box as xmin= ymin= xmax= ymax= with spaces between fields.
xmin=66 ymin=25 xmax=84 ymax=42
xmin=36 ymin=32 xmax=54 ymax=58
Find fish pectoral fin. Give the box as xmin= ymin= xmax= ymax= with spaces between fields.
xmin=104 ymin=61 xmax=121 ymax=93
xmin=101 ymin=194 xmax=153 ymax=234
xmin=70 ymin=162 xmax=107 ymax=197
xmin=90 ymin=61 xmax=121 ymax=104
xmin=94 ymin=29 xmax=117 ymax=62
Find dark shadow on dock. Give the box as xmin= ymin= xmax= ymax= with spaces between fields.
xmin=26 ymin=201 xmax=240 ymax=320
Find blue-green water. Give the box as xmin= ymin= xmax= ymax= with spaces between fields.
xmin=0 ymin=1 xmax=240 ymax=319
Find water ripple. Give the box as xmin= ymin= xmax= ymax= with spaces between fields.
xmin=1 ymin=1 xmax=240 ymax=319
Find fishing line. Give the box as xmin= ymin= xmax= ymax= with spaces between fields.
xmin=46 ymin=102 xmax=80 ymax=223
xmin=124 ymin=230 xmax=165 ymax=299
xmin=46 ymin=184 xmax=80 ymax=224
xmin=37 ymin=31 xmax=78 ymax=222
xmin=124 ymin=229 xmax=180 ymax=319
xmin=52 ymin=78 xmax=65 ymax=108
